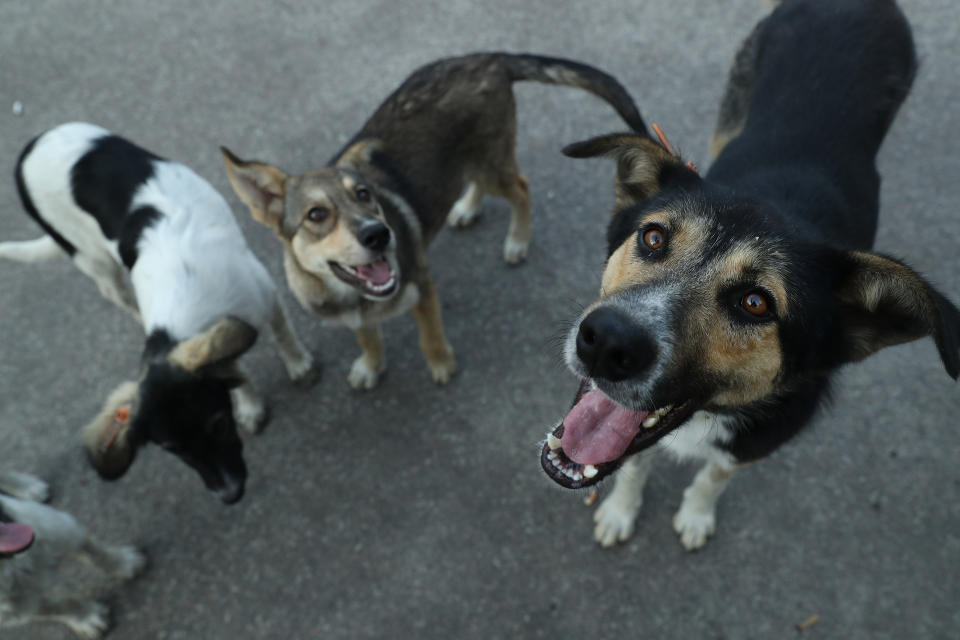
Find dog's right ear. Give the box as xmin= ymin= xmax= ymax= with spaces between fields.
xmin=82 ymin=381 xmax=141 ymax=480
xmin=220 ymin=147 xmax=289 ymax=229
xmin=168 ymin=317 xmax=259 ymax=373
xmin=563 ymin=133 xmax=691 ymax=208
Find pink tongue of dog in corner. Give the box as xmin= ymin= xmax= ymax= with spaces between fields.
xmin=561 ymin=390 xmax=648 ymax=465
xmin=356 ymin=259 xmax=392 ymax=286
xmin=0 ymin=522 xmax=35 ymax=554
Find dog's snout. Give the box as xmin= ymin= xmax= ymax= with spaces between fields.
xmin=576 ymin=307 xmax=657 ymax=381
xmin=358 ymin=223 xmax=390 ymax=252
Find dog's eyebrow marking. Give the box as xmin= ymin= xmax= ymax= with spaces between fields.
xmin=717 ymin=243 xmax=789 ymax=316
xmin=341 ymin=174 xmax=357 ymax=192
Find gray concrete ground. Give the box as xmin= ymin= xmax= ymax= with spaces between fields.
xmin=1 ymin=1 xmax=958 ymax=638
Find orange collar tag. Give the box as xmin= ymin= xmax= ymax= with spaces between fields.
xmin=101 ymin=407 xmax=130 ymax=450
xmin=652 ymin=122 xmax=698 ymax=174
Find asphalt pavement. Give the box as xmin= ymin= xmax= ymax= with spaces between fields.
xmin=1 ymin=1 xmax=958 ymax=638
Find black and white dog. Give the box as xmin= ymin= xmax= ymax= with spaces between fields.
xmin=0 ymin=471 xmax=145 ymax=638
xmin=0 ymin=122 xmax=316 ymax=503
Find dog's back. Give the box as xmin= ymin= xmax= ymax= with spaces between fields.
xmin=710 ymin=0 xmax=916 ymax=248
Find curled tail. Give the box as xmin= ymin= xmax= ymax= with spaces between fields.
xmin=497 ymin=53 xmax=648 ymax=135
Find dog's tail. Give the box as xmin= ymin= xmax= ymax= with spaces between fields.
xmin=0 ymin=236 xmax=63 ymax=262
xmin=497 ymin=53 xmax=648 ymax=135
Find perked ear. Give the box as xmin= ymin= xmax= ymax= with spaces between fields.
xmin=82 ymin=381 xmax=141 ymax=480
xmin=563 ymin=133 xmax=687 ymax=208
xmin=220 ymin=146 xmax=289 ymax=229
xmin=832 ymin=251 xmax=960 ymax=378
xmin=168 ymin=317 xmax=259 ymax=372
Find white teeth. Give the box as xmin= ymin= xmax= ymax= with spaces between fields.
xmin=572 ymin=472 xmax=583 ymax=481
xmin=642 ymin=414 xmax=660 ymax=429
xmin=547 ymin=451 xmax=558 ymax=461
xmin=583 ymin=464 xmax=598 ymax=479
xmin=547 ymin=433 xmax=562 ymax=450
xmin=656 ymin=405 xmax=673 ymax=417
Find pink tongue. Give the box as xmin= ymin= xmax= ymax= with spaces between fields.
xmin=356 ymin=259 xmax=393 ymax=286
xmin=561 ymin=390 xmax=649 ymax=465
xmin=0 ymin=523 xmax=35 ymax=554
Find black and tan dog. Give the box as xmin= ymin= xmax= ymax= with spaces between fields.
xmin=222 ymin=53 xmax=645 ymax=389
xmin=540 ymin=0 xmax=960 ymax=550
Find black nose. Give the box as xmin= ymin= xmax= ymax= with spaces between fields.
xmin=358 ymin=223 xmax=390 ymax=252
xmin=576 ymin=307 xmax=658 ymax=381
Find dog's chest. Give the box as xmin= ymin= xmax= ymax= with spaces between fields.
xmin=312 ymin=283 xmax=420 ymax=329
xmin=659 ymin=410 xmax=736 ymax=465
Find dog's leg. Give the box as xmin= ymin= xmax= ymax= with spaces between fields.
xmin=348 ymin=325 xmax=387 ymax=390
xmin=77 ymin=538 xmax=147 ymax=580
xmin=447 ymin=181 xmax=484 ymax=228
xmin=0 ymin=235 xmax=64 ymax=262
xmin=496 ymin=172 xmax=531 ymax=264
xmin=269 ymin=300 xmax=317 ymax=386
xmin=593 ymin=452 xmax=655 ymax=547
xmin=411 ymin=277 xmax=456 ymax=385
xmin=72 ymin=253 xmax=141 ymax=322
xmin=229 ymin=365 xmax=268 ymax=434
xmin=0 ymin=470 xmax=50 ymax=502
xmin=672 ymin=461 xmax=735 ymax=551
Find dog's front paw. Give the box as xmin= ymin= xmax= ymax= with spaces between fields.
xmin=112 ymin=545 xmax=148 ymax=580
xmin=503 ymin=237 xmax=529 ymax=264
xmin=593 ymin=495 xmax=641 ymax=547
xmin=234 ymin=398 xmax=269 ymax=435
xmin=1 ymin=471 xmax=51 ymax=502
xmin=447 ymin=200 xmax=480 ymax=227
xmin=66 ymin=602 xmax=110 ymax=640
xmin=348 ymin=356 xmax=384 ymax=390
xmin=427 ymin=350 xmax=456 ymax=385
xmin=288 ymin=356 xmax=320 ymax=388
xmin=672 ymin=505 xmax=716 ymax=551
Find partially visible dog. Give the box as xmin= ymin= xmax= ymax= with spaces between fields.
xmin=0 ymin=471 xmax=145 ymax=638
xmin=0 ymin=123 xmax=316 ymax=503
xmin=222 ymin=52 xmax=646 ymax=390
xmin=540 ymin=0 xmax=960 ymax=549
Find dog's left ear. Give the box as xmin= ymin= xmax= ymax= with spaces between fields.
xmin=563 ymin=133 xmax=692 ymax=209
xmin=829 ymin=251 xmax=960 ymax=378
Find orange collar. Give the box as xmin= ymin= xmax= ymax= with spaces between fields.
xmin=652 ymin=122 xmax=698 ymax=174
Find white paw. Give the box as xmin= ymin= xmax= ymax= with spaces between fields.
xmin=3 ymin=472 xmax=50 ymax=502
xmin=672 ymin=505 xmax=716 ymax=551
xmin=447 ymin=203 xmax=480 ymax=227
xmin=286 ymin=354 xmax=319 ymax=387
xmin=348 ymin=356 xmax=384 ymax=390
xmin=428 ymin=357 xmax=456 ymax=385
xmin=67 ymin=602 xmax=110 ymax=639
xmin=593 ymin=495 xmax=641 ymax=548
xmin=503 ymin=237 xmax=529 ymax=264
xmin=112 ymin=545 xmax=147 ymax=580
xmin=234 ymin=399 xmax=268 ymax=435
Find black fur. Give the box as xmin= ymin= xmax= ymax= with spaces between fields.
xmin=118 ymin=206 xmax=161 ymax=269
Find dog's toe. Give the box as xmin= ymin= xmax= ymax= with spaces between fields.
xmin=67 ymin=602 xmax=110 ymax=640
xmin=593 ymin=497 xmax=640 ymax=547
xmin=235 ymin=401 xmax=269 ymax=435
xmin=672 ymin=506 xmax=716 ymax=551
xmin=503 ymin=238 xmax=529 ymax=264
xmin=113 ymin=545 xmax=148 ymax=580
xmin=427 ymin=353 xmax=456 ymax=386
xmin=288 ymin=355 xmax=320 ymax=387
xmin=348 ymin=357 xmax=384 ymax=390
xmin=4 ymin=472 xmax=51 ymax=502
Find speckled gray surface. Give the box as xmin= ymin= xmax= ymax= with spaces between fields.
xmin=1 ymin=1 xmax=958 ymax=638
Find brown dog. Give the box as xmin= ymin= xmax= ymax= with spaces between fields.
xmin=222 ymin=52 xmax=646 ymax=389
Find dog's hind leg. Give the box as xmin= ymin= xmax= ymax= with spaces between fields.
xmin=491 ymin=167 xmax=531 ymax=264
xmin=77 ymin=537 xmax=147 ymax=580
xmin=0 ymin=235 xmax=64 ymax=262
xmin=672 ymin=461 xmax=735 ymax=551
xmin=447 ymin=181 xmax=485 ymax=228
xmin=593 ymin=452 xmax=655 ymax=547
xmin=269 ymin=300 xmax=317 ymax=386
xmin=348 ymin=325 xmax=387 ymax=390
xmin=73 ymin=253 xmax=141 ymax=322
xmin=0 ymin=471 xmax=50 ymax=502
xmin=411 ymin=277 xmax=456 ymax=385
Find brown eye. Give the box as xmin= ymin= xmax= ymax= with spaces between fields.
xmin=643 ymin=228 xmax=665 ymax=250
xmin=355 ymin=187 xmax=371 ymax=202
xmin=307 ymin=207 xmax=330 ymax=222
xmin=741 ymin=292 xmax=769 ymax=316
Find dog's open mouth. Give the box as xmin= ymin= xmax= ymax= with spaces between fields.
xmin=540 ymin=381 xmax=695 ymax=489
xmin=329 ymin=258 xmax=398 ymax=298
